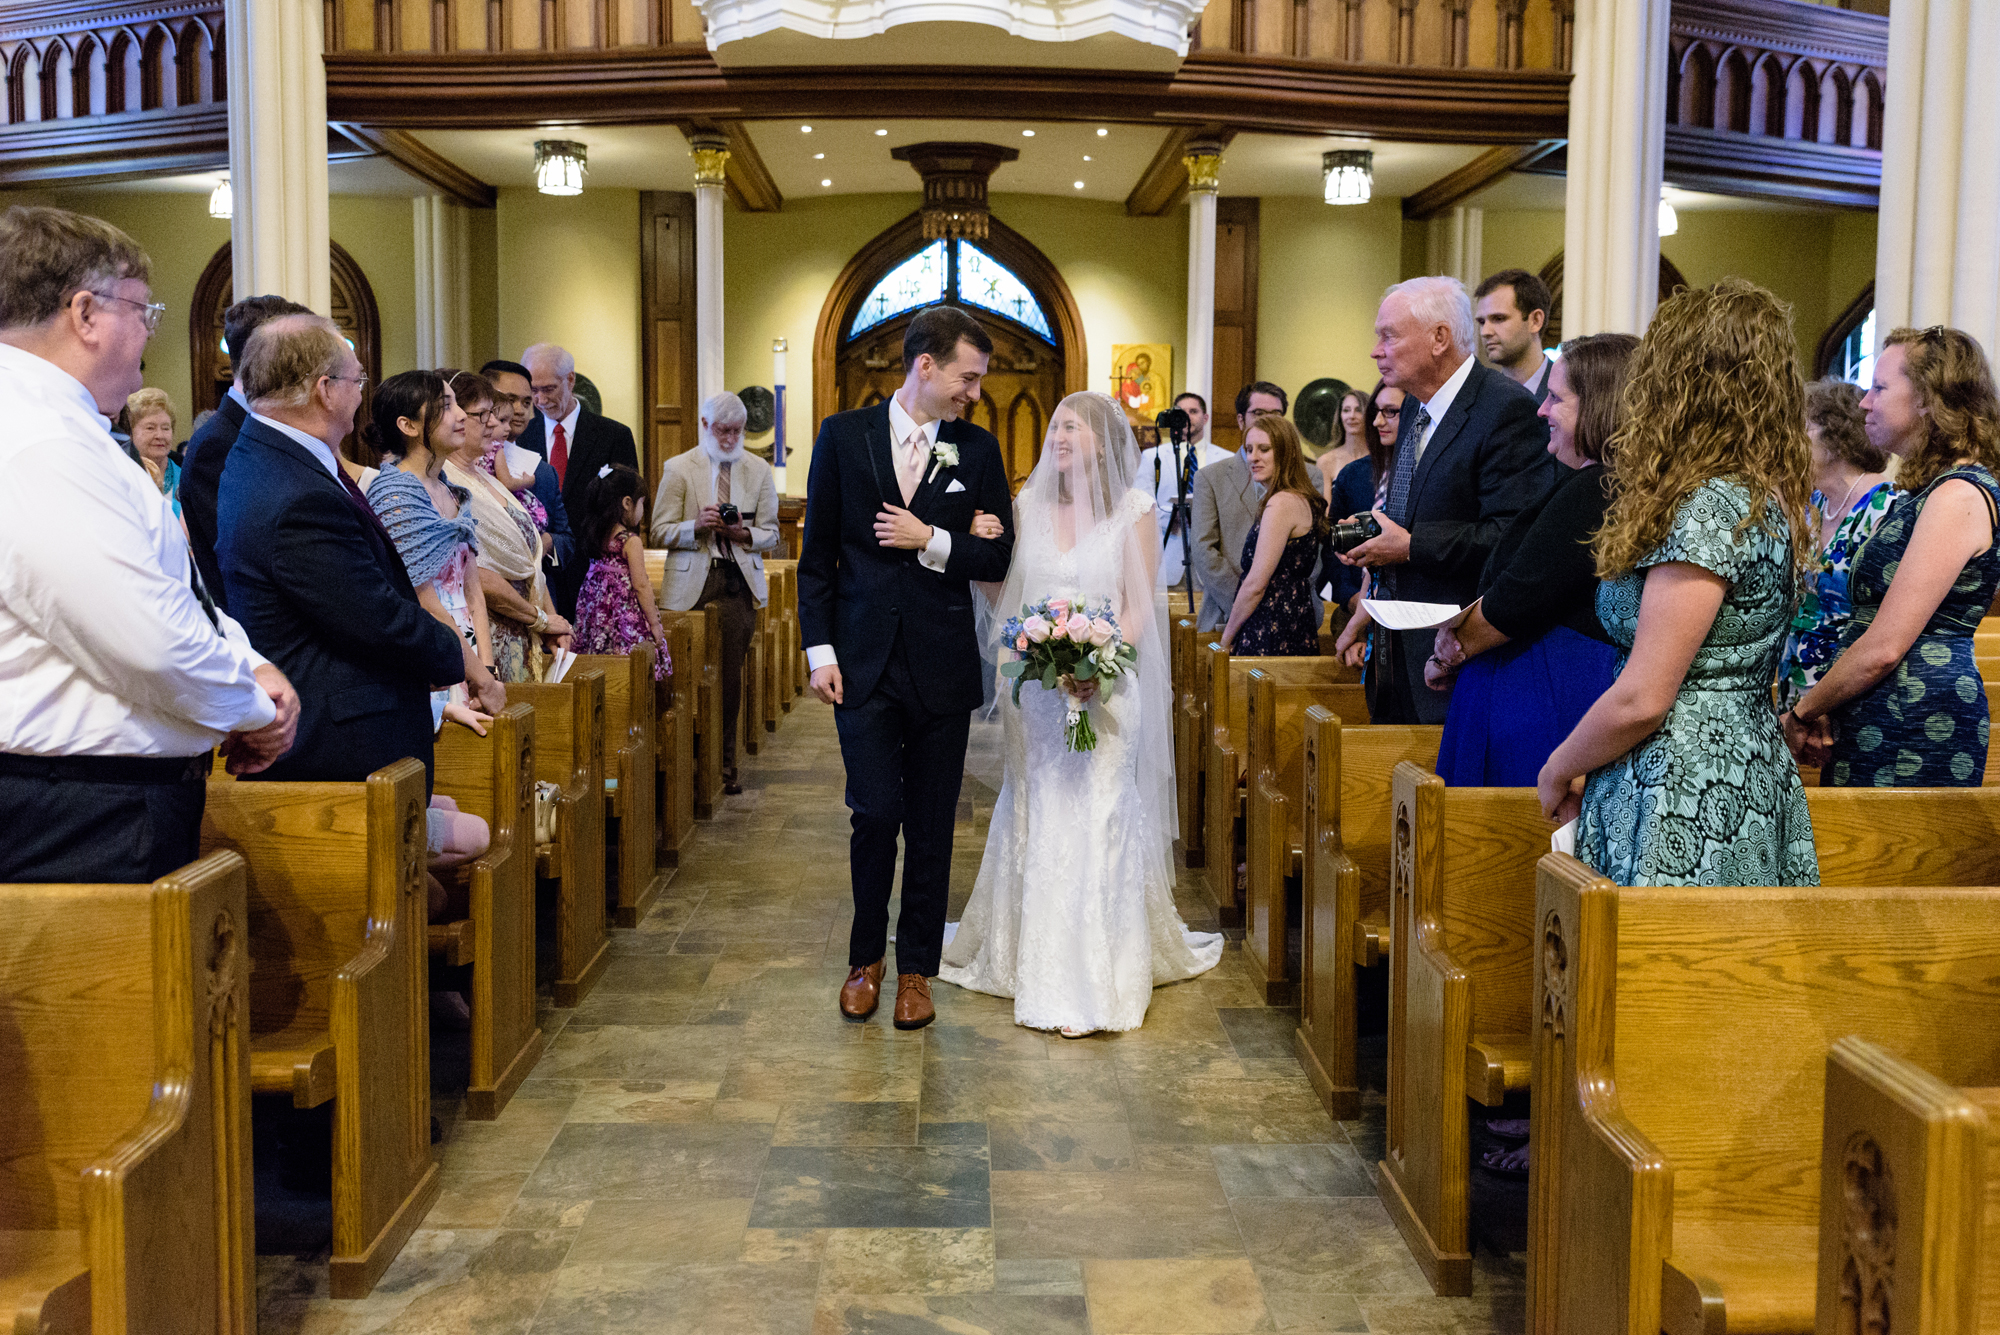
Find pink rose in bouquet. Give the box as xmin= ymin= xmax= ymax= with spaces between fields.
xmin=996 ymin=593 xmax=1140 ymax=753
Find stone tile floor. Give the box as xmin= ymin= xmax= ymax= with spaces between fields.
xmin=257 ymin=697 xmax=1524 ymax=1333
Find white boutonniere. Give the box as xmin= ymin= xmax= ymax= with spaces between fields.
xmin=927 ymin=440 xmax=959 ymax=483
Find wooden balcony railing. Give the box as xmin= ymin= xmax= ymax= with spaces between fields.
xmin=1194 ymin=0 xmax=1574 ymax=73
xmin=1668 ymin=0 xmax=1885 ymax=150
xmin=0 ymin=1 xmax=224 ymax=124
xmin=320 ymin=0 xmax=702 ymax=53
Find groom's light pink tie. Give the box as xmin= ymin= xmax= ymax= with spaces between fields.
xmin=899 ymin=428 xmax=926 ymax=505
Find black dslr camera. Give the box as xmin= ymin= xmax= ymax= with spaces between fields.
xmin=1329 ymin=512 xmax=1381 ymax=555
xmin=718 ymin=502 xmax=741 ymax=527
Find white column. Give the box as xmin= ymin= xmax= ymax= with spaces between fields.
xmin=223 ymin=0 xmax=329 ymax=311
xmin=412 ymin=196 xmax=472 ymax=370
xmin=691 ymin=139 xmax=729 ymax=408
xmin=1560 ymin=0 xmax=1669 ymax=336
xmin=1425 ymin=206 xmax=1485 ymax=288
xmin=1876 ymin=0 xmax=2000 ymax=354
xmin=1183 ymin=146 xmax=1221 ymax=412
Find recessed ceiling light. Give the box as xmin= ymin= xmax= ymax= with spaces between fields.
xmin=874 ymin=129 xmax=888 ymax=136
xmin=1022 ymin=129 xmax=1035 ymax=138
xmin=1096 ymin=127 xmax=1108 ymax=137
xmin=813 ymin=152 xmax=824 ymax=159
xmin=821 ymin=178 xmax=832 ymax=187
xmin=801 ymin=125 xmax=813 ymax=133
xmin=1082 ymin=155 xmax=1092 ymax=162
xmin=1073 ymin=181 xmax=1085 ymax=189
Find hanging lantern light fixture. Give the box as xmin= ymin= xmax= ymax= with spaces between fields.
xmin=534 ymin=139 xmax=589 ymax=197
xmin=1322 ymin=150 xmax=1373 ymax=206
xmin=208 ymin=176 xmax=233 ymax=220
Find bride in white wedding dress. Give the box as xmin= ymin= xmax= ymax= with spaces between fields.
xmin=940 ymin=391 xmax=1222 ymax=1036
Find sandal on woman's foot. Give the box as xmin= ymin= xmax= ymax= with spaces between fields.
xmin=1485 ymin=1117 xmax=1530 ymax=1142
xmin=1058 ymin=1026 xmax=1098 ymax=1040
xmin=1479 ymin=1142 xmax=1530 ymax=1177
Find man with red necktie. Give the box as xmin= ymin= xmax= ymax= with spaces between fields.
xmin=517 ymin=341 xmax=640 ymax=616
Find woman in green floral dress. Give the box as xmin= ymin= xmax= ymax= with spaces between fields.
xmin=1784 ymin=327 xmax=2000 ymax=787
xmin=1537 ymin=280 xmax=1820 ymax=887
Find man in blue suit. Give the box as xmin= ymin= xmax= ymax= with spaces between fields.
xmin=215 ymin=314 xmax=464 ymax=786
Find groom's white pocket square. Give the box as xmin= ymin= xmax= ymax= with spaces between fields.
xmin=946 ymin=479 xmax=967 ymax=493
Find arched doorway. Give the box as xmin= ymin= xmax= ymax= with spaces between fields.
xmin=189 ymin=242 xmax=382 ymax=417
xmin=814 ymin=212 xmax=1086 ymax=490
xmin=1536 ymin=250 xmax=1691 ymax=347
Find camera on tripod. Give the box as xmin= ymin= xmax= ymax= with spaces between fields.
xmin=1330 ymin=512 xmax=1381 ymax=555
xmin=1154 ymin=407 xmax=1190 ymax=440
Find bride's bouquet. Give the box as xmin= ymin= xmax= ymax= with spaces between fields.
xmin=998 ymin=595 xmax=1139 ymax=752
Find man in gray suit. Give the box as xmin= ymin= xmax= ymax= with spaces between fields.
xmin=1189 ymin=381 xmax=1321 ymax=634
xmin=651 ymin=391 xmax=780 ymax=794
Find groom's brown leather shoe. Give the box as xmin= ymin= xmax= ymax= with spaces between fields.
xmin=893 ymin=974 xmax=935 ymax=1030
xmin=839 ymin=960 xmax=884 ymax=1020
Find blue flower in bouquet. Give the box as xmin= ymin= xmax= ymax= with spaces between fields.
xmin=997 ymin=593 xmax=1139 ymax=751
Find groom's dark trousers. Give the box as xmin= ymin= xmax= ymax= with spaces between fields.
xmin=797 ymin=400 xmax=1016 ymax=978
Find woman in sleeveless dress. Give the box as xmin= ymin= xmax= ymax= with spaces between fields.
xmin=1785 ymin=326 xmax=2000 ymax=787
xmin=1222 ymin=414 xmax=1328 ymax=656
xmin=940 ymin=392 xmax=1222 ymax=1037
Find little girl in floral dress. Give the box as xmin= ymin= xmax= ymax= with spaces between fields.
xmin=573 ymin=464 xmax=671 ymax=680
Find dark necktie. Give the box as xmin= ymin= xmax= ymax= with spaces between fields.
xmin=1379 ymin=404 xmax=1430 ymax=599
xmin=336 ymin=467 xmax=410 ymax=579
xmin=187 ymin=543 xmax=219 ymax=629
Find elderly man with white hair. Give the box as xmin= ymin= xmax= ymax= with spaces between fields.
xmin=1337 ymin=274 xmax=1551 ymax=724
xmin=516 ymin=341 xmax=640 ymax=615
xmin=652 ymin=391 xmax=779 ymax=794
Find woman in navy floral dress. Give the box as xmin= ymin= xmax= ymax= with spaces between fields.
xmin=1538 ymin=280 xmax=1819 ymax=887
xmin=1786 ymin=327 xmax=2000 ymax=787
xmin=1222 ymin=415 xmax=1327 ymax=656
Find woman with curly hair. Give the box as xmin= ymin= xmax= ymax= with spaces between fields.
xmin=1784 ymin=327 xmax=2000 ymax=786
xmin=1537 ymin=279 xmax=1819 ymax=887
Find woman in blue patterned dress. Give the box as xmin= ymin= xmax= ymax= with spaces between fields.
xmin=1222 ymin=415 xmax=1328 ymax=656
xmin=1784 ymin=327 xmax=2000 ymax=787
xmin=1774 ymin=380 xmax=1894 ymax=711
xmin=1538 ymin=280 xmax=1819 ymax=887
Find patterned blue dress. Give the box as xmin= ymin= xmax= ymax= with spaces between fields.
xmin=1775 ymin=482 xmax=1895 ymax=711
xmin=1825 ymin=464 xmax=2000 ymax=787
xmin=1234 ymin=521 xmax=1321 ymax=656
xmin=1576 ymin=478 xmax=1818 ymax=887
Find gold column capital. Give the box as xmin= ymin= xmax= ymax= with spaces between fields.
xmin=691 ymin=142 xmax=732 ymax=187
xmin=1182 ymin=146 xmax=1223 ymax=195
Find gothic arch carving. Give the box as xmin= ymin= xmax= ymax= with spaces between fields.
xmin=190 ymin=241 xmax=382 ymax=419
xmin=1536 ymin=250 xmax=1691 ymax=348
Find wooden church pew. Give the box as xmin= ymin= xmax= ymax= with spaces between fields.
xmin=1812 ymin=1036 xmax=2000 ymax=1333
xmin=1173 ymin=616 xmax=1206 ymax=868
xmin=200 ymin=760 xmax=438 ymax=1298
xmin=1528 ymin=852 xmax=2000 ymax=1335
xmin=655 ymin=617 xmax=698 ymax=868
xmin=1243 ymin=668 xmax=1372 ymax=1003
xmin=1199 ymin=642 xmax=1362 ymax=923
xmin=0 ymin=852 xmax=253 ymax=1335
xmin=1293 ymin=710 xmax=1441 ymax=1122
xmin=1390 ymin=774 xmax=2000 ymax=1297
xmin=575 ymin=644 xmax=661 ymax=929
xmin=510 ymin=669 xmax=611 ymax=1008
xmin=659 ymin=603 xmax=724 ymax=817
xmin=769 ymin=557 xmax=805 ymax=701
xmin=741 ymin=603 xmax=765 ymax=759
xmin=432 ymin=702 xmax=544 ymax=1120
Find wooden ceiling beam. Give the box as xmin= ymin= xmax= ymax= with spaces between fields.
xmin=333 ymin=124 xmax=497 ymax=207
xmin=1124 ymin=125 xmax=1235 ymax=217
xmin=680 ymin=119 xmax=783 ymax=212
xmin=1401 ymin=139 xmax=1562 ymax=220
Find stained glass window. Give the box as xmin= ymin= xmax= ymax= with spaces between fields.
xmin=957 ymin=242 xmax=1054 ymax=342
xmin=849 ymin=239 xmax=948 ymax=337
xmin=1831 ymin=307 xmax=1878 ymax=389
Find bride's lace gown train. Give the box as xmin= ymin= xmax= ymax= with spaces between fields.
xmin=941 ymin=468 xmax=1221 ymax=1033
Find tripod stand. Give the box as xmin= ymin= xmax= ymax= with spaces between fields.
xmin=1153 ymin=408 xmax=1198 ymax=601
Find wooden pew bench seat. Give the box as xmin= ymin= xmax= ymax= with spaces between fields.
xmin=0 ymin=1232 xmax=88 ymax=1335
xmin=250 ymin=1031 xmax=338 ymax=1108
xmin=1660 ymin=1222 xmax=1819 ymax=1335
xmin=1463 ymin=1034 xmax=1531 ymax=1109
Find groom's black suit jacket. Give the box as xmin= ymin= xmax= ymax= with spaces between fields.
xmin=797 ymin=401 xmax=1017 ymax=714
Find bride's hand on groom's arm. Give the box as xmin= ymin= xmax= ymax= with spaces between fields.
xmin=969 ymin=509 xmax=1004 ymax=540
xmin=875 ymin=505 xmax=935 ymax=550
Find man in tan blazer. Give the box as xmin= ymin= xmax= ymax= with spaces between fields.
xmin=650 ymin=391 xmax=780 ymax=793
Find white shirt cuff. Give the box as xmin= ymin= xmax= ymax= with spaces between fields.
xmin=806 ymin=644 xmax=839 ymax=671
xmin=917 ymin=526 xmax=952 ymax=573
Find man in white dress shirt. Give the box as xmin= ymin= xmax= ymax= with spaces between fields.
xmin=650 ymin=391 xmax=780 ymax=795
xmin=0 ymin=206 xmax=297 ymax=882
xmin=1136 ymin=390 xmax=1231 ymax=589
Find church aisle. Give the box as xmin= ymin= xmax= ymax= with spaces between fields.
xmin=256 ymin=697 xmax=1522 ymax=1334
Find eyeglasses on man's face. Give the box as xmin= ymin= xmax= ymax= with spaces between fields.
xmin=91 ymin=290 xmax=165 ymax=335
xmin=324 ymin=373 xmax=369 ymax=391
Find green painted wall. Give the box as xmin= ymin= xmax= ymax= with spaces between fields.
xmin=1258 ymin=195 xmax=1406 ymax=399
xmin=494 ymin=185 xmax=642 ymax=427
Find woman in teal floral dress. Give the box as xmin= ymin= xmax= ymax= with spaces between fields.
xmin=1785 ymin=327 xmax=2000 ymax=787
xmin=1538 ymin=280 xmax=1819 ymax=887
xmin=1775 ymin=380 xmax=1894 ymax=711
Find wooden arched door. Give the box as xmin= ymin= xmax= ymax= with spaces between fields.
xmin=189 ymin=242 xmax=382 ymax=416
xmin=814 ymin=213 xmax=1085 ymax=491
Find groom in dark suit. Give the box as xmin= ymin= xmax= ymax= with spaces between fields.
xmin=797 ymin=305 xmax=1017 ymax=1030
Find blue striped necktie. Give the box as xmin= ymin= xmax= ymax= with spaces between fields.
xmin=1378 ymin=403 xmax=1429 ymax=598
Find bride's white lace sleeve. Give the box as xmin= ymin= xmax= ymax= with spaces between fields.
xmin=1124 ymin=488 xmax=1155 ymax=520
